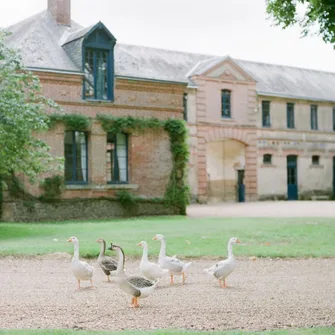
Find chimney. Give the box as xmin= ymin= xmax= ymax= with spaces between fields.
xmin=48 ymin=0 xmax=71 ymax=26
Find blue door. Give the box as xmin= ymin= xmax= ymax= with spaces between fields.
xmin=287 ymin=155 xmax=298 ymax=200
xmin=237 ymin=170 xmax=245 ymax=202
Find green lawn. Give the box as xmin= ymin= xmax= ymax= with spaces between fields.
xmin=0 ymin=216 xmax=334 ymax=258
xmin=0 ymin=327 xmax=333 ymax=335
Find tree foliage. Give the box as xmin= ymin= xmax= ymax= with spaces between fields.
xmin=266 ymin=0 xmax=335 ymax=46
xmin=0 ymin=31 xmax=59 ymax=182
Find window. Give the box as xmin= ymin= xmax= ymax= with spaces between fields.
xmin=333 ymin=107 xmax=335 ymax=131
xmin=64 ymin=131 xmax=88 ymax=184
xmin=84 ymin=49 xmax=110 ymax=100
xmin=183 ymin=93 xmax=188 ymax=121
xmin=312 ymin=155 xmax=320 ymax=165
xmin=263 ymin=154 xmax=272 ymax=165
xmin=262 ymin=101 xmax=271 ymax=127
xmin=107 ymin=133 xmax=128 ymax=183
xmin=287 ymin=103 xmax=295 ymax=128
xmin=311 ymin=105 xmax=318 ymax=130
xmin=221 ymin=90 xmax=231 ymax=118
xmin=82 ymin=23 xmax=116 ymax=101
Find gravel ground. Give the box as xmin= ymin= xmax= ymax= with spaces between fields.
xmin=187 ymin=201 xmax=335 ymax=218
xmin=0 ymin=254 xmax=334 ymax=332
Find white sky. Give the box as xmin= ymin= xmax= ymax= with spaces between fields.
xmin=1 ymin=0 xmax=334 ymax=72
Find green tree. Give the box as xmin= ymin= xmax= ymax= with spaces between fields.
xmin=266 ymin=0 xmax=335 ymax=46
xmin=0 ymin=31 xmax=59 ymax=182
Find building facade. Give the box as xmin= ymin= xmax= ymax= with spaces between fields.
xmin=2 ymin=0 xmax=335 ymax=222
xmin=186 ymin=58 xmax=335 ymax=203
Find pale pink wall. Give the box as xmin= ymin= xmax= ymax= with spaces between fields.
xmin=192 ymin=77 xmax=257 ymax=127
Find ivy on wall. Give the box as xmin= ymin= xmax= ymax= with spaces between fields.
xmin=4 ymin=114 xmax=190 ymax=216
xmin=48 ymin=113 xmax=92 ymax=131
xmin=97 ymin=115 xmax=190 ymax=214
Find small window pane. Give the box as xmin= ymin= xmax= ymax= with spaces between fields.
xmin=263 ymin=154 xmax=272 ymax=165
xmin=312 ymin=155 xmax=320 ymax=165
xmin=311 ymin=105 xmax=318 ymax=130
xmin=262 ymin=101 xmax=270 ymax=127
xmin=64 ymin=131 xmax=88 ymax=183
xmin=221 ymin=90 xmax=231 ymax=118
xmin=183 ymin=93 xmax=188 ymax=121
xmin=107 ymin=133 xmax=128 ymax=183
xmin=287 ymin=103 xmax=295 ymax=129
xmin=84 ymin=49 xmax=94 ymax=99
xmin=84 ymin=49 xmax=109 ymax=100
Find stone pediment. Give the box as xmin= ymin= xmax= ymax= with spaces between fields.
xmin=203 ymin=58 xmax=256 ymax=82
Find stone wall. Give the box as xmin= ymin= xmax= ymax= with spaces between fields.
xmin=1 ymin=197 xmax=179 ymax=222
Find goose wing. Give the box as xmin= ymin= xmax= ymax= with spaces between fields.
xmin=99 ymin=256 xmax=118 ymax=272
xmin=128 ymin=275 xmax=155 ymax=288
xmin=161 ymin=255 xmax=184 ymax=272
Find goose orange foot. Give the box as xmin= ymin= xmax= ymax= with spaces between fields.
xmin=133 ymin=297 xmax=140 ymax=308
xmin=170 ymin=274 xmax=174 ymax=285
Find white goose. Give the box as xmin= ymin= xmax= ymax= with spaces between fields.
xmin=108 ymin=243 xmax=158 ymax=308
xmin=138 ymin=240 xmax=169 ymax=281
xmin=67 ymin=236 xmax=94 ymax=290
xmin=204 ymin=237 xmax=241 ymax=288
xmin=152 ymin=234 xmax=192 ymax=285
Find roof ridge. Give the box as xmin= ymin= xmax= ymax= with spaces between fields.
xmin=117 ymin=42 xmax=218 ymax=58
xmin=234 ymin=58 xmax=335 ymax=75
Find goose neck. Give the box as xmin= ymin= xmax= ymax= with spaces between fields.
xmin=227 ymin=241 xmax=234 ymax=259
xmin=141 ymin=243 xmax=149 ymax=262
xmin=158 ymin=238 xmax=166 ymax=259
xmin=115 ymin=247 xmax=126 ymax=277
xmin=99 ymin=240 xmax=106 ymax=257
xmin=73 ymin=241 xmax=79 ymax=260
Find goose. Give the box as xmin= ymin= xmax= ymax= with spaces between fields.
xmin=96 ymin=238 xmax=118 ymax=282
xmin=204 ymin=237 xmax=241 ymax=288
xmin=108 ymin=243 xmax=158 ymax=308
xmin=67 ymin=236 xmax=94 ymax=290
xmin=137 ymin=240 xmax=169 ymax=281
xmin=152 ymin=234 xmax=192 ymax=285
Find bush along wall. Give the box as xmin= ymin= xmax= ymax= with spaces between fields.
xmin=97 ymin=115 xmax=190 ymax=214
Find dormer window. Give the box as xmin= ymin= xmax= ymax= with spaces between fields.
xmin=84 ymin=49 xmax=109 ymax=100
xmin=73 ymin=22 xmax=116 ymax=102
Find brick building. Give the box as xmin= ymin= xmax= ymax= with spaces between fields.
xmin=2 ymin=0 xmax=335 ymax=221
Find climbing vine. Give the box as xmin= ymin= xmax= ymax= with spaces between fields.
xmin=40 ymin=175 xmax=64 ymax=200
xmin=97 ymin=114 xmax=190 ymax=214
xmin=48 ymin=113 xmax=91 ymax=131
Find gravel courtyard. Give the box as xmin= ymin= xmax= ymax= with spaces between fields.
xmin=187 ymin=201 xmax=335 ymax=218
xmin=1 ymin=254 xmax=334 ymax=332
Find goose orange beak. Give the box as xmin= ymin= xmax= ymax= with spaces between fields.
xmin=236 ymin=239 xmax=241 ymax=244
xmin=152 ymin=236 xmax=157 ymax=240
xmin=137 ymin=242 xmax=142 ymax=246
xmin=67 ymin=238 xmax=72 ymax=242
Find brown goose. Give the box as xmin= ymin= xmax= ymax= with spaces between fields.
xmin=96 ymin=238 xmax=118 ymax=282
xmin=108 ymin=243 xmax=158 ymax=308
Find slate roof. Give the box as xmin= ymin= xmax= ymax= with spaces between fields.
xmin=4 ymin=10 xmax=335 ymax=102
xmin=5 ymin=11 xmax=82 ymax=73
xmin=235 ymin=59 xmax=335 ymax=102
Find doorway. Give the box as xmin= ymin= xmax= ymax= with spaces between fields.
xmin=237 ymin=169 xmax=245 ymax=202
xmin=287 ymin=155 xmax=298 ymax=200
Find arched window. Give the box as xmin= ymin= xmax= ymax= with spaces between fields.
xmin=221 ymin=90 xmax=231 ymax=118
xmin=263 ymin=154 xmax=272 ymax=165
